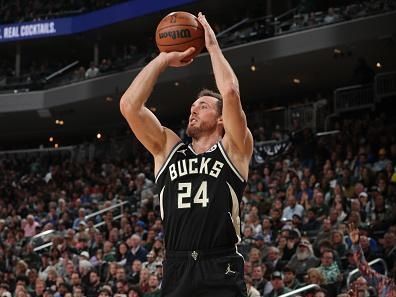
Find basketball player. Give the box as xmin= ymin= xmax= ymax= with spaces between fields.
xmin=120 ymin=12 xmax=252 ymax=297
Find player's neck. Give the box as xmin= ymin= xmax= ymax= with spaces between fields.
xmin=191 ymin=134 xmax=222 ymax=154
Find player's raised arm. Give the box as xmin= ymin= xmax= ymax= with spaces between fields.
xmin=197 ymin=13 xmax=253 ymax=165
xmin=119 ymin=48 xmax=195 ymax=162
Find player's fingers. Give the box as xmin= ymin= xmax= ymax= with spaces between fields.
xmin=183 ymin=47 xmax=195 ymax=54
xmin=197 ymin=12 xmax=208 ymax=26
xmin=182 ymin=58 xmax=194 ymax=66
xmin=179 ymin=47 xmax=195 ymax=59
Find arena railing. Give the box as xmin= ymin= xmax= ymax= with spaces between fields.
xmin=286 ymin=100 xmax=327 ymax=132
xmin=273 ymin=7 xmax=297 ymax=34
xmin=32 ymin=230 xmax=57 ymax=252
xmin=333 ymin=84 xmax=375 ymax=114
xmin=32 ymin=229 xmax=55 ymax=239
xmin=247 ymin=99 xmax=328 ymax=133
xmin=84 ymin=200 xmax=129 ymax=229
xmin=44 ymin=60 xmax=80 ymax=81
xmin=33 ymin=242 xmax=54 ymax=252
xmin=375 ymin=71 xmax=396 ymax=100
xmin=346 ymin=258 xmax=388 ymax=288
xmin=0 ymin=145 xmax=75 ymax=155
xmin=216 ymin=18 xmax=249 ymax=38
xmin=287 ymin=103 xmax=316 ymax=131
xmin=279 ymin=284 xmax=320 ymax=297
xmin=33 ymin=200 xmax=129 ymax=252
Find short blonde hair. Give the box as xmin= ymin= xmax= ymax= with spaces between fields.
xmin=307 ymin=268 xmax=325 ymax=285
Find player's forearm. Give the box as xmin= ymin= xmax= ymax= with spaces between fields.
xmin=120 ymin=53 xmax=168 ymax=112
xmin=208 ymin=46 xmax=239 ymax=98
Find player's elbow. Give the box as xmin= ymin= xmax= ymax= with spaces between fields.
xmin=222 ymin=84 xmax=240 ymax=102
xmin=120 ymin=95 xmax=137 ymax=118
xmin=119 ymin=97 xmax=129 ymax=118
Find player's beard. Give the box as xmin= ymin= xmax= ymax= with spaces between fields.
xmin=186 ymin=119 xmax=217 ymax=139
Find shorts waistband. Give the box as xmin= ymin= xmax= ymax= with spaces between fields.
xmin=166 ymin=246 xmax=237 ymax=261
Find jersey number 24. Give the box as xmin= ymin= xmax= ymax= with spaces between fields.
xmin=177 ymin=181 xmax=209 ymax=208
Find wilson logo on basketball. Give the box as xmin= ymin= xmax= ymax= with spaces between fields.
xmin=158 ymin=29 xmax=191 ymax=40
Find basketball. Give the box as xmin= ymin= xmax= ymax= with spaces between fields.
xmin=155 ymin=11 xmax=205 ymax=61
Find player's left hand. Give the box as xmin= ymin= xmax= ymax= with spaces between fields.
xmin=159 ymin=47 xmax=195 ymax=68
xmin=197 ymin=12 xmax=219 ymax=51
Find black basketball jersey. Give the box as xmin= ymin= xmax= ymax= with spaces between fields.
xmin=155 ymin=141 xmax=247 ymax=251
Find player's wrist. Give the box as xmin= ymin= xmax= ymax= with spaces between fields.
xmin=157 ymin=52 xmax=170 ymax=69
xmin=206 ymin=42 xmax=220 ymax=54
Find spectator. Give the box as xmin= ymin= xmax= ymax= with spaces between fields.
xmin=287 ymin=239 xmax=319 ymax=280
xmin=23 ymin=215 xmax=40 ymax=237
xmin=128 ymin=259 xmax=142 ymax=285
xmin=97 ymin=286 xmax=112 ymax=297
xmin=373 ymin=148 xmax=392 ymax=173
xmin=282 ymin=195 xmax=304 ymax=222
xmin=282 ymin=266 xmax=304 ymax=290
xmin=303 ymin=207 xmax=321 ymax=234
xmin=116 ymin=242 xmax=130 ymax=266
xmin=306 ymin=268 xmax=326 ymax=286
xmin=85 ymin=62 xmax=99 ymax=79
xmin=128 ymin=286 xmax=143 ymax=297
xmin=99 ymin=59 xmax=112 ymax=73
xmin=265 ymin=246 xmax=284 ymax=274
xmin=311 ymin=191 xmax=329 ymax=221
xmin=251 ymin=264 xmax=269 ymax=295
xmin=142 ymin=250 xmax=160 ymax=274
xmin=115 ymin=266 xmax=128 ymax=284
xmin=102 ymin=241 xmax=116 ymax=262
xmin=381 ymin=232 xmax=396 ymax=271
xmin=72 ymin=209 xmax=86 ymax=231
xmin=331 ymin=230 xmax=347 ymax=258
xmin=142 ymin=274 xmax=160 ymax=297
xmin=264 ymin=271 xmax=291 ymax=297
xmin=314 ymin=218 xmax=333 ymax=251
xmin=349 ymin=224 xmax=396 ymax=296
xmin=138 ymin=268 xmax=150 ymax=293
xmin=324 ymin=7 xmax=340 ymax=23
xmin=317 ymin=249 xmax=341 ymax=285
xmin=126 ymin=234 xmax=148 ymax=265
xmin=84 ymin=271 xmax=101 ymax=297
xmin=238 ymin=225 xmax=255 ymax=258
xmin=245 ymin=275 xmax=261 ymax=297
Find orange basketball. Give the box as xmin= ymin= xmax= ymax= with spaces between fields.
xmin=155 ymin=11 xmax=205 ymax=61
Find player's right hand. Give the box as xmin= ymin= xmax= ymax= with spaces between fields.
xmin=159 ymin=47 xmax=195 ymax=67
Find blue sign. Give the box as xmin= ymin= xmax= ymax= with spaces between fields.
xmin=0 ymin=0 xmax=197 ymax=43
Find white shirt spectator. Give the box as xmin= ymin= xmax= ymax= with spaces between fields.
xmin=85 ymin=63 xmax=99 ymax=78
xmin=23 ymin=215 xmax=40 ymax=237
xmin=282 ymin=196 xmax=304 ymax=221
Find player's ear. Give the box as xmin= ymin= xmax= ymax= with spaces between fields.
xmin=217 ymin=116 xmax=223 ymax=125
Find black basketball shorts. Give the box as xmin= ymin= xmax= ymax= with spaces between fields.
xmin=161 ymin=246 xmax=247 ymax=297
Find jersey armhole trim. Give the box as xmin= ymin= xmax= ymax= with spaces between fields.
xmin=218 ymin=141 xmax=245 ymax=182
xmin=155 ymin=142 xmax=184 ymax=183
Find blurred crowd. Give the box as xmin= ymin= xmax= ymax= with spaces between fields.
xmin=0 ymin=105 xmax=395 ymax=297
xmin=0 ymin=0 xmax=128 ymax=24
xmin=1 ymin=0 xmax=395 ymax=92
xmin=219 ymin=0 xmax=396 ymax=47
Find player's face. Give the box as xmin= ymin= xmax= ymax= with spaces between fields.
xmin=187 ymin=96 xmax=221 ymax=138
